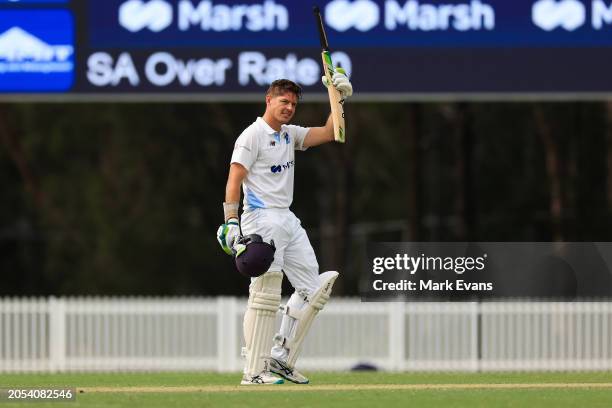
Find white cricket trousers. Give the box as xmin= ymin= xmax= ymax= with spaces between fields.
xmin=241 ymin=208 xmax=320 ymax=294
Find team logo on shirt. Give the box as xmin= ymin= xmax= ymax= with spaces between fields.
xmin=270 ymin=160 xmax=294 ymax=173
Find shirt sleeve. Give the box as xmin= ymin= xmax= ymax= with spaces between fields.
xmin=287 ymin=124 xmax=310 ymax=151
xmin=231 ymin=129 xmax=259 ymax=170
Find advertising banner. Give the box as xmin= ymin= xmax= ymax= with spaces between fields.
xmin=1 ymin=0 xmax=612 ymax=100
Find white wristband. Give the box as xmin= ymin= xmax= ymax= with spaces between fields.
xmin=223 ymin=202 xmax=239 ymax=222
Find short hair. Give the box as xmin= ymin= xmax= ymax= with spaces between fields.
xmin=266 ymin=79 xmax=302 ymax=99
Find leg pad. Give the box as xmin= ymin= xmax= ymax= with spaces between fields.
xmin=277 ymin=271 xmax=339 ymax=368
xmin=243 ymin=271 xmax=283 ymax=377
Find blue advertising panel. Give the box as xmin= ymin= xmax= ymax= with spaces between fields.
xmin=88 ymin=0 xmax=612 ymax=48
xmin=0 ymin=9 xmax=74 ymax=91
xmin=0 ymin=0 xmax=68 ymax=3
xmin=1 ymin=0 xmax=612 ymax=99
xmin=76 ymin=47 xmax=611 ymax=95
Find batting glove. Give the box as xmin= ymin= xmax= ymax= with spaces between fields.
xmin=216 ymin=218 xmax=241 ymax=256
xmin=232 ymin=236 xmax=248 ymax=258
xmin=322 ymin=67 xmax=353 ymax=99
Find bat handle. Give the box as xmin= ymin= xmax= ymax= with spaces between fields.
xmin=313 ymin=5 xmax=329 ymax=51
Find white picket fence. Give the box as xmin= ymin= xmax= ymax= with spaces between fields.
xmin=1 ymin=297 xmax=611 ymax=372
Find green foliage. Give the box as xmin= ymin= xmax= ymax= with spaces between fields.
xmin=0 ymin=102 xmax=610 ymax=295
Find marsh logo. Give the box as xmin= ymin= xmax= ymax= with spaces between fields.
xmin=0 ymin=10 xmax=75 ymax=91
xmin=532 ymin=0 xmax=586 ymax=31
xmin=119 ymin=0 xmax=173 ymax=32
xmin=270 ymin=160 xmax=294 ymax=174
xmin=593 ymin=0 xmax=612 ymax=29
xmin=118 ymin=0 xmax=289 ymax=33
xmin=532 ymin=0 xmax=612 ymax=31
xmin=325 ymin=0 xmax=379 ymax=32
xmin=325 ymin=0 xmax=495 ymax=32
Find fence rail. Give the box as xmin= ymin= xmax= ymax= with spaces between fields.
xmin=1 ymin=297 xmax=612 ymax=372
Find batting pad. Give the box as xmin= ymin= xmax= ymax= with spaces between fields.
xmin=242 ymin=271 xmax=283 ymax=377
xmin=282 ymin=271 xmax=339 ymax=368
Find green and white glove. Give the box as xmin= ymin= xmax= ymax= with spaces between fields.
xmin=216 ymin=218 xmax=241 ymax=256
xmin=322 ymin=67 xmax=353 ymax=99
xmin=231 ymin=236 xmax=248 ymax=258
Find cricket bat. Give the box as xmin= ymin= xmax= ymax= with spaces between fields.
xmin=313 ymin=6 xmax=346 ymax=143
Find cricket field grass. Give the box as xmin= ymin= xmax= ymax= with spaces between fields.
xmin=1 ymin=371 xmax=612 ymax=407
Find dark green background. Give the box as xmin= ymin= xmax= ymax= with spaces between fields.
xmin=1 ymin=102 xmax=610 ymax=296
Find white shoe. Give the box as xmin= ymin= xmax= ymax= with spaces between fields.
xmin=269 ymin=358 xmax=309 ymax=384
xmin=240 ymin=371 xmax=284 ymax=385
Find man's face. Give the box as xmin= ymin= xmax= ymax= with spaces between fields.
xmin=266 ymin=91 xmax=298 ymax=124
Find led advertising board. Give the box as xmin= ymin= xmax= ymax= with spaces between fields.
xmin=0 ymin=0 xmax=611 ymax=100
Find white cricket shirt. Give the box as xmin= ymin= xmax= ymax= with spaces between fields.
xmin=231 ymin=117 xmax=310 ymax=211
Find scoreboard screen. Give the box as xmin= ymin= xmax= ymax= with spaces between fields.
xmin=0 ymin=0 xmax=611 ymax=101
